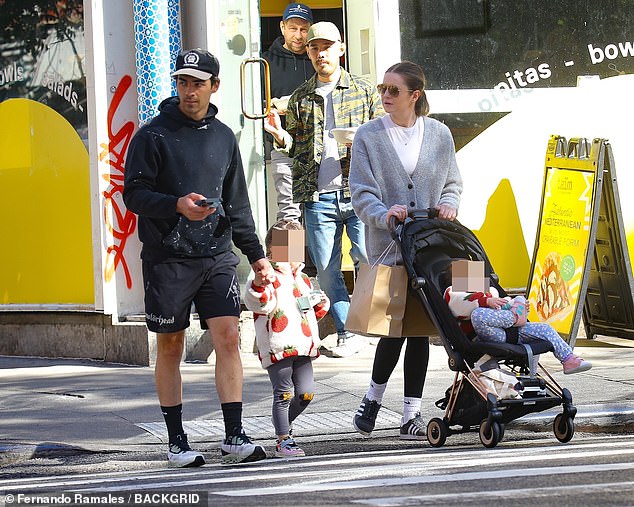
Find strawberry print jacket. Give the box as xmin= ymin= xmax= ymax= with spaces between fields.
xmin=244 ymin=262 xmax=330 ymax=369
xmin=443 ymin=285 xmax=502 ymax=336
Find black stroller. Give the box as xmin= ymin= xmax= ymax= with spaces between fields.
xmin=391 ymin=209 xmax=577 ymax=448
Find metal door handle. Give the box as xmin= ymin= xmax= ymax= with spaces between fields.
xmin=240 ymin=57 xmax=271 ymax=119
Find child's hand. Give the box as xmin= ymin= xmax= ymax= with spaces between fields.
xmin=254 ymin=271 xmax=277 ymax=287
xmin=251 ymin=258 xmax=275 ymax=286
xmin=487 ymin=297 xmax=508 ymax=309
xmin=253 ymin=271 xmax=265 ymax=287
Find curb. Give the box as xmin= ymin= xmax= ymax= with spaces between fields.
xmin=3 ymin=404 xmax=632 ymax=464
xmin=509 ymin=403 xmax=634 ymax=433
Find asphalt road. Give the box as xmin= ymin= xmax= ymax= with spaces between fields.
xmin=3 ymin=431 xmax=634 ymax=506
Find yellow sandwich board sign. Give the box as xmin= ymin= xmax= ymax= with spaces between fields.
xmin=527 ymin=135 xmax=634 ymax=346
xmin=527 ymin=136 xmax=602 ymax=345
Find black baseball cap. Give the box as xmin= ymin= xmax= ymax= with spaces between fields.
xmin=171 ymin=49 xmax=219 ymax=81
xmin=283 ymin=3 xmax=313 ymax=23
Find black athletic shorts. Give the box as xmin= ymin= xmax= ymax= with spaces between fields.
xmin=142 ymin=250 xmax=241 ymax=333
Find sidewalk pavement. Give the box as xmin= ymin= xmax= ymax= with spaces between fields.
xmin=1 ymin=334 xmax=633 ymax=465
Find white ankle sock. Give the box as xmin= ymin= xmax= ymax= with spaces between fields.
xmin=367 ymin=380 xmax=387 ymax=403
xmin=402 ymin=396 xmax=421 ymax=424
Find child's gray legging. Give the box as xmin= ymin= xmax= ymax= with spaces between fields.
xmin=267 ymin=355 xmax=315 ymax=437
xmin=471 ymin=308 xmax=573 ymax=362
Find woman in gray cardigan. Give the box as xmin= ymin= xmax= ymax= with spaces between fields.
xmin=349 ymin=61 xmax=463 ymax=440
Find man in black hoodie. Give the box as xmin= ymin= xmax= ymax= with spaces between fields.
xmin=263 ymin=3 xmax=314 ymax=224
xmin=124 ymin=49 xmax=274 ymax=467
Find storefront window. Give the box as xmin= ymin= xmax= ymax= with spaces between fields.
xmin=398 ymin=0 xmax=634 ymax=145
xmin=400 ymin=0 xmax=634 ymax=90
xmin=0 ymin=0 xmax=87 ymax=139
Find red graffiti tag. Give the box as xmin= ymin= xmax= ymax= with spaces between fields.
xmin=98 ymin=74 xmax=137 ymax=288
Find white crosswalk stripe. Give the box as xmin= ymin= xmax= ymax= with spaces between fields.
xmin=354 ymin=481 xmax=634 ymax=507
xmin=3 ymin=435 xmax=634 ymax=505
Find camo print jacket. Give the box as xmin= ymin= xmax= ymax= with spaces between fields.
xmin=276 ymin=69 xmax=384 ymax=203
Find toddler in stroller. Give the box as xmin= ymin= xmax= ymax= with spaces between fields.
xmin=392 ymin=209 xmax=581 ymax=448
xmin=440 ymin=260 xmax=592 ymax=375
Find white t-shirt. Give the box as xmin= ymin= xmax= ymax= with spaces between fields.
xmin=381 ymin=114 xmax=425 ymax=176
xmin=315 ymin=69 xmax=342 ymax=192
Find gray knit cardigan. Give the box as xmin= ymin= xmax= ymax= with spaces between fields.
xmin=349 ymin=115 xmax=463 ymax=265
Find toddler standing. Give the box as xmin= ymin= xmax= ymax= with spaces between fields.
xmin=244 ymin=221 xmax=329 ymax=457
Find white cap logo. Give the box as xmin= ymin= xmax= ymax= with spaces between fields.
xmin=183 ymin=52 xmax=200 ymax=67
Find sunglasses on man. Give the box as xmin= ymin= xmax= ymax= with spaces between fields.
xmin=377 ymin=84 xmax=415 ymax=97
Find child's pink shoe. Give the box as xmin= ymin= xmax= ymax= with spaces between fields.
xmin=563 ymin=354 xmax=592 ymax=374
xmin=510 ymin=296 xmax=528 ymax=327
xmin=275 ymin=437 xmax=305 ymax=457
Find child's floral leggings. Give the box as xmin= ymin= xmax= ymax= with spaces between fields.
xmin=471 ymin=308 xmax=573 ymax=362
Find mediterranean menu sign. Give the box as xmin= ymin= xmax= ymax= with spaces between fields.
xmin=527 ymin=136 xmax=603 ymax=343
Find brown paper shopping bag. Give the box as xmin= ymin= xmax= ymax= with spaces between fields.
xmin=402 ymin=291 xmax=438 ymax=337
xmin=345 ymin=262 xmax=408 ymax=337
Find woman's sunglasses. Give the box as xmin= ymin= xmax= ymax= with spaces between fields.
xmin=377 ymin=84 xmax=415 ymax=97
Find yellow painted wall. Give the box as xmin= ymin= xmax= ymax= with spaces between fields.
xmin=0 ymin=99 xmax=94 ymax=305
xmin=471 ymin=179 xmax=531 ymax=289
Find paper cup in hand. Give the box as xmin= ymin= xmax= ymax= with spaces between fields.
xmin=331 ymin=127 xmax=358 ymax=144
xmin=271 ymin=96 xmax=290 ymax=114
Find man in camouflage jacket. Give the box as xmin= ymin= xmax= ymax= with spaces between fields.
xmin=264 ymin=21 xmax=384 ymax=357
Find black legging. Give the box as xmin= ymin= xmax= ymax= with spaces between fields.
xmin=371 ymin=336 xmax=429 ymax=398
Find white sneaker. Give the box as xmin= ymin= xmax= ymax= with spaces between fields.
xmin=331 ymin=332 xmax=363 ymax=358
xmin=167 ymin=434 xmax=205 ymax=468
xmin=220 ymin=432 xmax=267 ymax=464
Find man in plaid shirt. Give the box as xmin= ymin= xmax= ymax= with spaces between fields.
xmin=265 ymin=21 xmax=384 ymax=357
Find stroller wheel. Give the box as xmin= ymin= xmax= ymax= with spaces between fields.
xmin=427 ymin=418 xmax=448 ymax=448
xmin=479 ymin=419 xmax=502 ymax=448
xmin=553 ymin=413 xmax=575 ymax=443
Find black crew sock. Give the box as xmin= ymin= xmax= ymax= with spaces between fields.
xmin=221 ymin=402 xmax=243 ymax=437
xmin=161 ymin=404 xmax=185 ymax=444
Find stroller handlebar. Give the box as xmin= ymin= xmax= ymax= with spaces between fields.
xmin=388 ymin=208 xmax=439 ymax=238
xmin=410 ymin=208 xmax=439 ymax=220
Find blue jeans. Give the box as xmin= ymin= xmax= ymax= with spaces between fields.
xmin=304 ymin=190 xmax=367 ymax=334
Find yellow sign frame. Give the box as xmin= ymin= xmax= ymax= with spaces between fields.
xmin=581 ymin=143 xmax=634 ymax=341
xmin=527 ymin=135 xmax=605 ymax=346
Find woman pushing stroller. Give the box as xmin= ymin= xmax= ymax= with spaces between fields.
xmin=349 ymin=60 xmax=462 ymax=439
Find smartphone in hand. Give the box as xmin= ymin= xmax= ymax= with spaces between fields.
xmin=195 ymin=198 xmax=221 ymax=208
